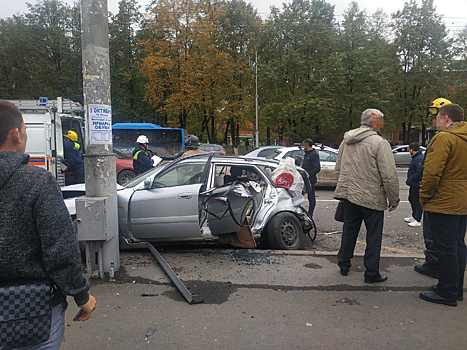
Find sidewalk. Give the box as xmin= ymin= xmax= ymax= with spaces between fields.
xmin=62 ymin=249 xmax=467 ymax=350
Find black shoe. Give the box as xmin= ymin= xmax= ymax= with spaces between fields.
xmin=420 ymin=291 xmax=457 ymax=307
xmin=364 ymin=275 xmax=387 ymax=283
xmin=414 ymin=264 xmax=439 ymax=279
xmin=340 ymin=268 xmax=349 ymax=276
xmin=430 ymin=285 xmax=463 ymax=301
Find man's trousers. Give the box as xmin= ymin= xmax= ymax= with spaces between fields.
xmin=428 ymin=212 xmax=467 ymax=300
xmin=422 ymin=211 xmax=439 ymax=269
xmin=337 ymin=200 xmax=384 ymax=279
xmin=408 ymin=186 xmax=422 ymax=222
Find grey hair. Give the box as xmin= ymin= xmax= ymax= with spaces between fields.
xmin=361 ymin=109 xmax=384 ymax=126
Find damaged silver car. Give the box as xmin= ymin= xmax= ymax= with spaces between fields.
xmin=116 ymin=153 xmax=315 ymax=250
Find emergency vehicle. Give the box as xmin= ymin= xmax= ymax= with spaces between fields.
xmin=9 ymin=97 xmax=85 ymax=186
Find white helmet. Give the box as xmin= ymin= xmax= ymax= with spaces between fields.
xmin=136 ymin=135 xmax=149 ymax=144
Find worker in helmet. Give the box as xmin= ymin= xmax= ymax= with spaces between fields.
xmin=132 ymin=135 xmax=153 ymax=175
xmin=176 ymin=135 xmax=204 ymax=158
xmin=428 ymin=98 xmax=452 ymax=119
xmin=63 ymin=130 xmax=84 ymax=184
xmin=413 ymin=97 xmax=452 ymax=280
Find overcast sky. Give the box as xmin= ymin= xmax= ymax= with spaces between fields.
xmin=1 ymin=0 xmax=466 ymax=35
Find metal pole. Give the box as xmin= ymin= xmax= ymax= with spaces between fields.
xmin=80 ymin=0 xmax=119 ymax=275
xmin=255 ymin=48 xmax=259 ymax=148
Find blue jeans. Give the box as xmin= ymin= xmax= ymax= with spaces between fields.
xmin=18 ymin=300 xmax=68 ymax=350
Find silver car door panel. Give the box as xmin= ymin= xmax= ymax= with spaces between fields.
xmin=129 ymin=183 xmax=203 ymax=240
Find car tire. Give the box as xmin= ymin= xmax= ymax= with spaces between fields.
xmin=117 ymin=169 xmax=136 ymax=185
xmin=267 ymin=212 xmax=303 ymax=250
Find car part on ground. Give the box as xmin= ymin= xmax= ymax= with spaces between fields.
xmin=123 ymin=238 xmax=203 ymax=304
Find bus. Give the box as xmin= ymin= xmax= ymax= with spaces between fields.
xmin=112 ymin=123 xmax=187 ymax=159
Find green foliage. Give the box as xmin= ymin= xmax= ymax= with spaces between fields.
xmin=1 ymin=0 xmax=464 ymax=145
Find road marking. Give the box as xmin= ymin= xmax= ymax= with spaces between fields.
xmin=317 ymin=232 xmax=419 ymax=255
xmin=317 ymin=200 xmax=410 ymax=203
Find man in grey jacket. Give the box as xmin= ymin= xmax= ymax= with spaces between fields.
xmin=0 ymin=100 xmax=96 ymax=348
xmin=334 ymin=109 xmax=400 ymax=283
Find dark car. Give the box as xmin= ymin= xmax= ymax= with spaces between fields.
xmin=199 ymin=144 xmax=226 ymax=156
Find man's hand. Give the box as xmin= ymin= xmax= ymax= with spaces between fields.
xmin=74 ymin=295 xmax=97 ymax=321
xmin=388 ymin=205 xmax=398 ymax=212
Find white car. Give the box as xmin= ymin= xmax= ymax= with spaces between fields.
xmin=392 ymin=145 xmax=426 ymax=166
xmin=266 ymin=146 xmax=338 ymax=187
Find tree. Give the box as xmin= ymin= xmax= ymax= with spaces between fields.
xmin=390 ymin=0 xmax=452 ymax=144
xmin=109 ymin=0 xmax=158 ymax=123
xmin=259 ymin=0 xmax=341 ymax=143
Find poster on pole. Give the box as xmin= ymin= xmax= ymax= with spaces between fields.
xmin=88 ymin=104 xmax=112 ymax=144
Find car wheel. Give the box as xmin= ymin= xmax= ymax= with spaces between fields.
xmin=117 ymin=169 xmax=136 ymax=185
xmin=267 ymin=212 xmax=303 ymax=250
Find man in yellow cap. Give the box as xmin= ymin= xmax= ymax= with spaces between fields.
xmin=63 ymin=130 xmax=84 ymax=183
xmin=414 ymin=98 xmax=452 ymax=279
xmin=419 ymin=102 xmax=467 ymax=306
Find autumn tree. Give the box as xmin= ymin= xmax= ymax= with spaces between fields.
xmin=215 ymin=0 xmax=261 ymax=148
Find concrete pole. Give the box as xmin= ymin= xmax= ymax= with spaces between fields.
xmin=255 ymin=48 xmax=259 ymax=148
xmin=80 ymin=0 xmax=119 ymax=275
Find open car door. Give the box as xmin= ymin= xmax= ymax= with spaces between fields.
xmin=128 ymin=155 xmax=213 ymax=241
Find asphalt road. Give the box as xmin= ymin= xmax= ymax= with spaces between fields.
xmin=303 ymin=167 xmax=428 ymax=255
xmin=62 ymin=249 xmax=467 ymax=350
xmin=59 ymin=167 xmax=467 ymax=349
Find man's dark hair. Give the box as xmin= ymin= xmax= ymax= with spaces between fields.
xmin=0 ymin=100 xmax=23 ymax=147
xmin=302 ymin=138 xmax=314 ymax=147
xmin=409 ymin=142 xmax=420 ymax=152
xmin=438 ymin=103 xmax=464 ymax=122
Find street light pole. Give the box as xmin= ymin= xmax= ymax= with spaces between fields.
xmin=255 ymin=47 xmax=259 ymax=148
xmin=79 ymin=0 xmax=119 ymax=278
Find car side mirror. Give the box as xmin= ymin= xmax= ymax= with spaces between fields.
xmin=143 ymin=179 xmax=151 ymax=189
xmin=295 ymin=156 xmax=303 ymax=166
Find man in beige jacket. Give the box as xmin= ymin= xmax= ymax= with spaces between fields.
xmin=334 ymin=109 xmax=400 ymax=283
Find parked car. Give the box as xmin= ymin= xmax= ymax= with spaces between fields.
xmin=199 ymin=144 xmax=226 ymax=156
xmin=63 ymin=154 xmax=314 ymax=250
xmin=114 ymin=150 xmax=136 ymax=185
xmin=243 ymin=145 xmax=286 ymax=158
xmin=266 ymin=146 xmax=339 ymax=187
xmin=392 ymin=145 xmax=426 ymax=166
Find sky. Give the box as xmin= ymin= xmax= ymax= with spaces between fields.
xmin=1 ymin=0 xmax=466 ymax=36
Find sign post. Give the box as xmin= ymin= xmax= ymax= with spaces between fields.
xmin=79 ymin=0 xmax=119 ymax=279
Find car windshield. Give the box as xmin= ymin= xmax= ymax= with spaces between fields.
xmin=123 ymin=162 xmax=167 ymax=188
xmin=266 ymin=149 xmax=282 ymax=159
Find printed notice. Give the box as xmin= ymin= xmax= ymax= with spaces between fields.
xmin=89 ymin=104 xmax=112 ymax=143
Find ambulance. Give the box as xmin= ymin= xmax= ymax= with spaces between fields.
xmin=9 ymin=97 xmax=85 ymax=186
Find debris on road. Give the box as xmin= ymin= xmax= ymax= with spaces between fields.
xmin=145 ymin=327 xmax=157 ymax=338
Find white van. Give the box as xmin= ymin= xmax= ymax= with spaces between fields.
xmin=9 ymin=98 xmax=85 ymax=186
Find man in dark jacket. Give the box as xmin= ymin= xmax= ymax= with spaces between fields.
xmin=300 ymin=138 xmax=320 ymax=217
xmin=133 ymin=134 xmax=153 ymax=175
xmin=63 ymin=130 xmax=85 ymax=183
xmin=0 ymin=100 xmax=96 ymax=348
xmin=405 ymin=142 xmax=424 ymax=227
